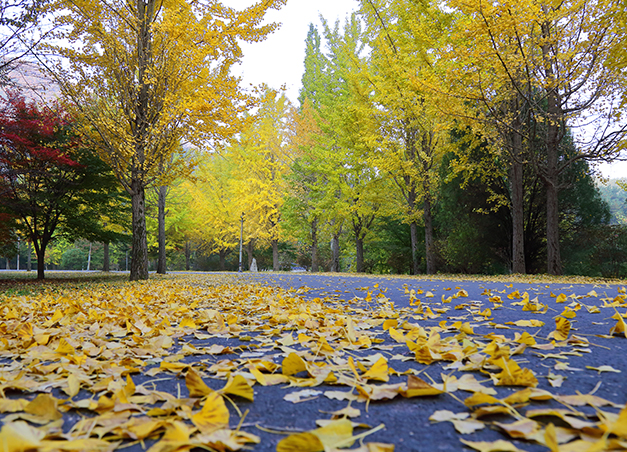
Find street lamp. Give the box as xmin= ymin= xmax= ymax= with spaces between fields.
xmin=238 ymin=213 xmax=244 ymax=272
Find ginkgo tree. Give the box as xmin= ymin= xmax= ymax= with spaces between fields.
xmin=228 ymin=87 xmax=295 ymax=271
xmin=439 ymin=0 xmax=627 ymax=275
xmin=358 ymin=0 xmax=454 ymax=275
xmin=45 ymin=0 xmax=286 ymax=280
xmin=313 ymin=16 xmax=390 ymax=273
xmin=183 ymin=153 xmax=242 ymax=271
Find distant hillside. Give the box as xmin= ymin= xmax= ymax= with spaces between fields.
xmin=597 ymin=178 xmax=627 ymax=224
xmin=7 ymin=62 xmax=61 ymax=102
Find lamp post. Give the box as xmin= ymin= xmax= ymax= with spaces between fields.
xmin=238 ymin=213 xmax=244 ymax=272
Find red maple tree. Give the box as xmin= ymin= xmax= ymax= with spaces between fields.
xmin=0 ymin=92 xmax=84 ymax=279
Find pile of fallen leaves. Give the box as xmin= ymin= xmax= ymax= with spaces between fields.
xmin=0 ymin=274 xmax=626 ymax=452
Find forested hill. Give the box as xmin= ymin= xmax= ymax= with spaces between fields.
xmin=597 ymin=179 xmax=627 ymax=224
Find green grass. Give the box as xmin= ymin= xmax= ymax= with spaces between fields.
xmin=0 ymin=271 xmax=130 ymax=297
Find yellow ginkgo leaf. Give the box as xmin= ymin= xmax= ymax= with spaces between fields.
xmin=64 ymin=374 xmax=81 ymax=398
xmin=401 ymin=375 xmax=444 ymax=397
xmin=609 ymin=404 xmax=627 ymax=439
xmin=186 ymin=369 xmax=214 ymax=398
xmin=460 ymin=439 xmax=524 ymax=452
xmin=24 ymin=394 xmax=62 ymax=421
xmin=160 ymin=361 xmax=189 ymax=373
xmin=162 ymin=420 xmax=192 ymax=442
xmin=452 ymin=419 xmax=485 ymax=434
xmin=179 ymin=317 xmax=197 ymax=329
xmin=388 ymin=327 xmax=405 ymax=343
xmin=610 ymin=308 xmax=627 ymax=337
xmin=545 ymin=423 xmax=559 ymax=452
xmin=0 ymin=421 xmax=44 ymax=452
xmin=125 ymin=418 xmax=167 ymax=440
xmin=220 ymin=374 xmax=254 ymax=401
xmin=277 ymin=419 xmax=355 ymax=452
xmin=457 ymin=374 xmax=497 ymax=395
xmin=555 ymin=293 xmax=567 ymax=303
xmin=362 ymin=356 xmax=389 ymax=382
xmin=191 ymin=391 xmax=229 ymax=433
xmin=506 ymin=319 xmax=545 ymax=327
xmin=382 ymin=319 xmax=398 ymax=330
xmin=495 ymin=419 xmax=540 ymax=439
xmin=550 ymin=317 xmax=571 ymax=341
xmin=56 ymin=338 xmax=75 ymax=355
xmin=311 ymin=418 xmax=355 ymax=449
xmin=559 ymin=307 xmax=577 ymax=319
xmin=586 ymin=365 xmax=621 ymax=374
xmin=282 ymin=353 xmax=308 ymax=376
xmin=507 ymin=290 xmax=520 ymax=300
xmin=492 ymin=357 xmax=538 ymax=387
xmin=464 ymin=392 xmax=502 ymax=407
xmin=514 ymin=332 xmax=536 ymax=345
xmin=276 ymin=432 xmax=324 ymax=452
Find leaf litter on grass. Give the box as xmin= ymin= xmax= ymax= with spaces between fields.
xmin=0 ymin=274 xmax=627 ymax=451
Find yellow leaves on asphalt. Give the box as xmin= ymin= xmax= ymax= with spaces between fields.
xmin=0 ymin=274 xmax=626 ymax=451
xmin=191 ymin=391 xmax=229 ymax=433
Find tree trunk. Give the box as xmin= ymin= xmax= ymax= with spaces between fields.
xmin=185 ymin=241 xmax=191 ymax=271
xmin=331 ymin=233 xmax=340 ymax=272
xmin=424 ymin=194 xmax=436 ymax=274
xmin=219 ymin=248 xmax=227 ymax=271
xmin=86 ymin=242 xmax=92 ymax=271
xmin=34 ymin=239 xmax=48 ymax=280
xmin=27 ymin=241 xmax=31 ymax=272
xmin=247 ymin=240 xmax=254 ymax=268
xmin=546 ymin=178 xmax=562 ymax=275
xmin=541 ymin=21 xmax=563 ymax=275
xmin=355 ymin=236 xmax=364 ymax=273
xmin=410 ymin=221 xmax=420 ymax=275
xmin=311 ymin=218 xmax=318 ymax=272
xmin=5 ymin=257 xmax=9 ymax=270
xmin=156 ymin=185 xmax=167 ymax=275
xmin=510 ymin=160 xmax=526 ymax=274
xmin=102 ymin=242 xmax=110 ymax=272
xmin=272 ymin=239 xmax=279 ymax=271
xmin=130 ymin=181 xmax=149 ymax=281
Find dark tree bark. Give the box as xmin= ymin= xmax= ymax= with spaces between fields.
xmin=156 ymin=185 xmax=167 ymax=274
xmin=247 ymin=240 xmax=254 ymax=268
xmin=331 ymin=233 xmax=341 ymax=272
xmin=130 ymin=180 xmax=149 ymax=281
xmin=311 ymin=218 xmax=318 ymax=272
xmin=410 ymin=221 xmax=420 ymax=275
xmin=355 ymin=236 xmax=365 ymax=273
xmin=185 ymin=241 xmax=191 ymax=271
xmin=423 ymin=193 xmax=436 ymax=274
xmin=102 ymin=242 xmax=110 ymax=272
xmin=33 ymin=237 xmax=50 ymax=280
xmin=27 ymin=241 xmax=31 ymax=272
xmin=541 ymin=24 xmax=564 ymax=275
xmin=272 ymin=239 xmax=279 ymax=271
xmin=510 ymin=159 xmax=526 ymax=274
xmin=219 ymin=248 xmax=228 ymax=271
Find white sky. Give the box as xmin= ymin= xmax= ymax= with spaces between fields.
xmin=226 ymin=0 xmax=359 ymax=104
xmin=225 ymin=0 xmax=627 ymax=180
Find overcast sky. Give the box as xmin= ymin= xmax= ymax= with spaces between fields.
xmin=227 ymin=0 xmax=359 ymax=104
xmin=225 ymin=0 xmax=626 ymax=179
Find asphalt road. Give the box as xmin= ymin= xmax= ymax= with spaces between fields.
xmin=6 ymin=272 xmax=627 ymax=452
